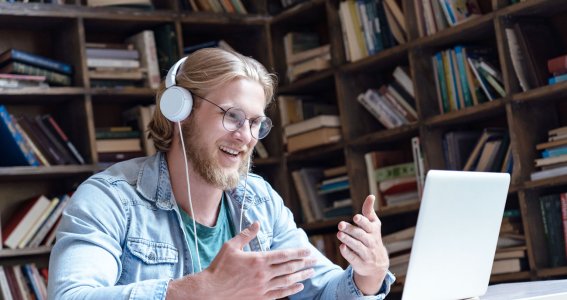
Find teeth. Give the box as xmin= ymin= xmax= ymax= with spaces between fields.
xmin=220 ymin=145 xmax=240 ymax=155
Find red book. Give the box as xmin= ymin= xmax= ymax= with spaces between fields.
xmin=548 ymin=54 xmax=567 ymax=76
xmin=2 ymin=195 xmax=51 ymax=249
xmin=560 ymin=193 xmax=567 ymax=258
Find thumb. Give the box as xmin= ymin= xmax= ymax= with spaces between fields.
xmin=231 ymin=221 xmax=260 ymax=249
xmin=362 ymin=195 xmax=378 ymax=221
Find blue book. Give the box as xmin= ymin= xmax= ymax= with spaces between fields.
xmin=0 ymin=48 xmax=73 ymax=75
xmin=548 ymin=73 xmax=567 ymax=85
xmin=542 ymin=145 xmax=567 ymax=158
xmin=0 ymin=105 xmax=40 ymax=167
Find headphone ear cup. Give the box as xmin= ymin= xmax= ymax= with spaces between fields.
xmin=160 ymin=86 xmax=193 ymax=122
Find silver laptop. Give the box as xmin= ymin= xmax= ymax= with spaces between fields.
xmin=402 ymin=170 xmax=510 ymax=300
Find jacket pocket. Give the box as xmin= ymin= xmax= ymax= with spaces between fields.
xmin=118 ymin=237 xmax=179 ymax=283
xmin=127 ymin=237 xmax=178 ymax=264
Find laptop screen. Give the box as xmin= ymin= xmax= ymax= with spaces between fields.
xmin=402 ymin=170 xmax=510 ymax=300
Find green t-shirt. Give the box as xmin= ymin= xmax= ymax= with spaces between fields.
xmin=179 ymin=194 xmax=235 ymax=272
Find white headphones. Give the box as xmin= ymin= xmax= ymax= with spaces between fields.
xmin=160 ymin=57 xmax=193 ymax=122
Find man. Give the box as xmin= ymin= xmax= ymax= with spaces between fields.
xmin=48 ymin=48 xmax=395 ymax=299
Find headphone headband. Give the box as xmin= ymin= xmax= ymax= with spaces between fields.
xmin=165 ymin=57 xmax=188 ymax=88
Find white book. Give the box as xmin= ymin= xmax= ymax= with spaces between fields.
xmin=284 ymin=115 xmax=340 ymax=137
xmin=357 ymin=92 xmax=395 ymax=129
xmin=126 ymin=30 xmax=161 ymax=89
xmin=87 ymin=58 xmax=140 ymax=69
xmin=28 ymin=194 xmax=71 ymax=248
xmin=393 ymin=66 xmax=415 ymax=98
xmin=0 ymin=266 xmax=13 ymax=300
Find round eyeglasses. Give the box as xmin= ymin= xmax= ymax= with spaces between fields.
xmin=195 ymin=94 xmax=273 ymax=139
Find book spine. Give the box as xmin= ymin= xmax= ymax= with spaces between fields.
xmin=12 ymin=49 xmax=73 ymax=75
xmin=35 ymin=116 xmax=75 ymax=165
xmin=547 ymin=54 xmax=567 ymax=75
xmin=0 ymin=106 xmax=39 ymax=166
xmin=45 ymin=115 xmax=85 ymax=164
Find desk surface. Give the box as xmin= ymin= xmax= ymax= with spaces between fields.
xmin=481 ymin=279 xmax=567 ymax=299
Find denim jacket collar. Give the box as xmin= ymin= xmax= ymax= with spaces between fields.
xmin=136 ymin=152 xmax=175 ymax=210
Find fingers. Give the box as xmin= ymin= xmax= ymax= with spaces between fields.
xmin=264 ymin=283 xmax=305 ymax=299
xmin=264 ymin=248 xmax=311 ymax=265
xmin=338 ymin=221 xmax=372 ymax=247
xmin=269 ymin=267 xmax=314 ymax=289
xmin=362 ymin=195 xmax=378 ymax=221
xmin=337 ymin=231 xmax=367 ymax=258
xmin=271 ymin=257 xmax=317 ymax=278
xmin=230 ymin=221 xmax=260 ymax=249
xmin=353 ymin=214 xmax=373 ymax=233
xmin=339 ymin=243 xmax=363 ymax=266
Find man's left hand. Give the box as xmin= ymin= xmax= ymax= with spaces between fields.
xmin=337 ymin=195 xmax=389 ymax=295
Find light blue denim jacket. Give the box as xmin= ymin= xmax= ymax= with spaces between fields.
xmin=48 ymin=152 xmax=395 ymax=299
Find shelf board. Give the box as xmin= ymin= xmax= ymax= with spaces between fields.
xmin=300 ymin=215 xmax=351 ymax=234
xmin=179 ymin=12 xmax=267 ymax=25
xmin=490 ymin=271 xmax=532 ymax=283
xmin=0 ymin=165 xmax=96 ymax=180
xmin=497 ymin=0 xmax=567 ymax=18
xmin=278 ymin=68 xmax=335 ymax=94
xmin=89 ymin=87 xmax=156 ymax=97
xmin=0 ymin=246 xmax=51 ymax=258
xmin=340 ymin=44 xmax=410 ymax=74
xmin=409 ymin=12 xmax=494 ymax=49
xmin=254 ymin=157 xmax=280 ymax=165
xmin=286 ymin=141 xmax=345 ymax=163
xmin=0 ymin=87 xmax=86 ymax=96
xmin=378 ymin=201 xmax=421 ymax=217
xmin=537 ymin=266 xmax=567 ymax=278
xmin=523 ymin=175 xmax=567 ymax=190
xmin=270 ymin=0 xmax=326 ymax=25
xmin=424 ymin=98 xmax=507 ymax=127
xmin=349 ymin=123 xmax=420 ymax=149
xmin=512 ymin=82 xmax=567 ymax=104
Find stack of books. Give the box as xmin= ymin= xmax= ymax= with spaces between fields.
xmin=493 ymin=209 xmax=526 ymax=275
xmin=284 ymin=115 xmax=341 ymax=153
xmin=383 ymin=226 xmax=415 ymax=281
xmin=283 ymin=32 xmax=331 ymax=82
xmin=0 ymin=105 xmax=85 ymax=167
xmin=531 ymin=126 xmax=567 ymax=181
xmin=357 ymin=66 xmax=416 ymax=129
xmin=0 ymin=48 xmax=73 ymax=87
xmin=0 ymin=263 xmax=48 ymax=300
xmin=95 ymin=126 xmax=144 ymax=167
xmin=547 ymin=54 xmax=567 ymax=85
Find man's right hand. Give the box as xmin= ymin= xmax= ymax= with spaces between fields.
xmin=167 ymin=221 xmax=316 ymax=300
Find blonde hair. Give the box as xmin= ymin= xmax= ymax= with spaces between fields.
xmin=148 ymin=48 xmax=277 ymax=152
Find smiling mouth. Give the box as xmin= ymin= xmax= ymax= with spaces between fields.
xmin=219 ymin=145 xmax=241 ymax=157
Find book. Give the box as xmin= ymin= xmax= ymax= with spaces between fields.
xmin=287 ymin=127 xmax=342 ymax=153
xmin=34 ymin=115 xmax=77 ymax=165
xmin=125 ymin=30 xmax=161 ymax=89
xmin=0 ymin=106 xmax=40 ymax=167
xmin=122 ymin=105 xmax=156 ymax=156
xmin=86 ymin=0 xmax=152 ymax=7
xmin=0 ymin=61 xmax=72 ymax=86
xmin=43 ymin=115 xmax=85 ymax=164
xmin=153 ymin=24 xmax=180 ymax=77
xmin=284 ymin=115 xmax=341 ymax=137
xmin=28 ymin=194 xmax=71 ymax=248
xmin=548 ymin=54 xmax=567 ymax=75
xmin=96 ymin=138 xmax=142 ymax=153
xmin=463 ymin=128 xmax=505 ymax=171
xmin=443 ymin=130 xmax=482 ymax=170
xmin=17 ymin=196 xmax=60 ymax=249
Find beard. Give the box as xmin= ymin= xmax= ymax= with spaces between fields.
xmin=181 ymin=116 xmax=252 ymax=190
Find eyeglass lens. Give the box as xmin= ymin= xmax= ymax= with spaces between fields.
xmin=223 ymin=107 xmax=272 ymax=139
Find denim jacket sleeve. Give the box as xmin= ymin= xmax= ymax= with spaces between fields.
xmin=47 ymin=177 xmax=170 ymax=300
xmin=265 ymin=181 xmax=395 ymax=300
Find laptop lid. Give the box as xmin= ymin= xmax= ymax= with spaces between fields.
xmin=402 ymin=170 xmax=510 ymax=300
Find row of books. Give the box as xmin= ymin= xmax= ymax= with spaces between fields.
xmin=0 ymin=48 xmax=73 ymax=87
xmin=414 ymin=0 xmax=482 ymax=38
xmin=87 ymin=30 xmax=160 ymax=89
xmin=292 ymin=165 xmax=351 ymax=223
xmin=337 ymin=0 xmax=398 ymax=62
xmin=0 ymin=264 xmax=48 ymax=300
xmin=0 ymin=105 xmax=85 ymax=167
xmin=2 ymin=193 xmax=71 ymax=250
xmin=443 ymin=128 xmax=512 ymax=173
xmin=283 ymin=32 xmax=331 ymax=82
xmin=539 ymin=193 xmax=567 ymax=268
xmin=505 ymin=18 xmax=564 ymax=92
xmin=0 ymin=24 xmax=179 ymax=90
xmin=180 ymin=0 xmax=248 ymax=14
xmin=356 ymin=66 xmax=416 ymax=129
xmin=531 ymin=126 xmax=567 ymax=181
xmin=432 ymin=46 xmax=504 ymax=114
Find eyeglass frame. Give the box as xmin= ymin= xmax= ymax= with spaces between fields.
xmin=193 ymin=94 xmax=273 ymax=140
